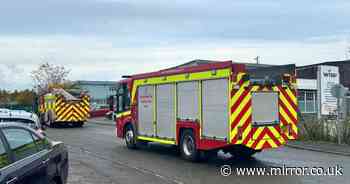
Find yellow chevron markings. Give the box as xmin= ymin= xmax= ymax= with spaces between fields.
xmin=230 ymin=86 xmax=245 ymax=107
xmin=230 ymin=107 xmax=252 ymax=141
xmin=279 ymin=107 xmax=298 ymax=134
xmin=279 ymin=92 xmax=297 ymax=120
xmin=268 ymin=126 xmax=281 ymax=139
xmin=285 ymin=88 xmax=297 ymax=105
xmin=253 ymin=127 xmax=264 ymax=140
xmin=230 ymin=93 xmax=251 ymax=122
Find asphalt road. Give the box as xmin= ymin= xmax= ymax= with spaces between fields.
xmin=46 ymin=120 xmax=349 ymax=184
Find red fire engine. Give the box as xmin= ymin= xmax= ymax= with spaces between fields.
xmin=115 ymin=61 xmax=298 ymax=161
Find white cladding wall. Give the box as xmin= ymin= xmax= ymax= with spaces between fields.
xmin=156 ymin=84 xmax=176 ymax=138
xmin=138 ymin=85 xmax=155 ymax=136
xmin=202 ymin=79 xmax=229 ymax=139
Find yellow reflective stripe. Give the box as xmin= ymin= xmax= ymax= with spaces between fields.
xmin=234 ymin=73 xmax=246 ymax=84
xmin=279 ymin=93 xmax=298 ymax=120
xmin=268 ymin=126 xmax=280 ymax=138
xmin=253 ymin=127 xmax=264 ymax=140
xmin=250 ymin=85 xmax=260 ymax=92
xmin=255 ymin=139 xmax=266 ymax=150
xmin=230 ymin=85 xmax=245 ymax=106
xmin=116 ymin=111 xmax=131 ymax=118
xmin=230 ymin=107 xmax=252 ymax=139
xmin=285 ymin=88 xmax=298 ymax=105
xmin=230 ymin=93 xmax=250 ymax=122
xmin=137 ymin=136 xmax=175 ymax=145
xmin=267 ymin=139 xmax=278 ymax=148
xmin=280 ymin=107 xmax=298 ymax=134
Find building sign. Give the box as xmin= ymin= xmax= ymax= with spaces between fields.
xmin=317 ymin=65 xmax=340 ymax=116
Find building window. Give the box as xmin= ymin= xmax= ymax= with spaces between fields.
xmin=297 ymin=90 xmax=317 ymax=113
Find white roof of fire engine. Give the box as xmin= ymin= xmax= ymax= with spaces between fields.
xmin=51 ymin=88 xmax=79 ymax=101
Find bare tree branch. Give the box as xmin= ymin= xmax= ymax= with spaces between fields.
xmin=31 ymin=62 xmax=71 ymax=94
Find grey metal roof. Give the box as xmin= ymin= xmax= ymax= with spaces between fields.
xmin=297 ymin=59 xmax=350 ymax=69
xmin=170 ymin=59 xmax=276 ymax=70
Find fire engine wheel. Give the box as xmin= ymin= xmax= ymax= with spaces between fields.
xmin=125 ymin=126 xmax=137 ymax=149
xmin=180 ymin=130 xmax=199 ymax=162
xmin=75 ymin=122 xmax=84 ymax=127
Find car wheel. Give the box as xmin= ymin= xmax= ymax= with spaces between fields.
xmin=125 ymin=125 xmax=137 ymax=149
xmin=60 ymin=161 xmax=69 ymax=184
xmin=180 ymin=130 xmax=199 ymax=161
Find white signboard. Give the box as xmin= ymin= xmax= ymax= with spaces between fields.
xmin=317 ymin=65 xmax=340 ymax=116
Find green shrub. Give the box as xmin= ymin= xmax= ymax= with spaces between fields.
xmin=298 ymin=117 xmax=350 ymax=145
xmin=298 ymin=117 xmax=335 ymax=142
xmin=342 ymin=119 xmax=350 ymax=145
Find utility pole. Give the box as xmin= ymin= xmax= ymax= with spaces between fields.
xmin=331 ymin=84 xmax=350 ymax=144
xmin=254 ymin=56 xmax=260 ymax=64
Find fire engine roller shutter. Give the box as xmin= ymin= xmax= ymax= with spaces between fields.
xmin=156 ymin=84 xmax=175 ymax=138
xmin=177 ymin=81 xmax=199 ymax=121
xmin=138 ymin=85 xmax=155 ymax=136
xmin=202 ymin=79 xmax=229 ymax=139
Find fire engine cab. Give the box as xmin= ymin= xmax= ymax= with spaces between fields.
xmin=115 ymin=61 xmax=298 ymax=161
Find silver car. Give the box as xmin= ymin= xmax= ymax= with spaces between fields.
xmin=0 ymin=109 xmax=44 ymax=134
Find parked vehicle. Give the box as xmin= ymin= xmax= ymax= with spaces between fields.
xmin=115 ymin=61 xmax=298 ymax=161
xmin=38 ymin=88 xmax=90 ymax=127
xmin=0 ymin=109 xmax=43 ymax=134
xmin=0 ymin=123 xmax=68 ymax=184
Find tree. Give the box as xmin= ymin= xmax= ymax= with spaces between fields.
xmin=31 ymin=62 xmax=71 ymax=94
xmin=14 ymin=89 xmax=36 ymax=106
xmin=0 ymin=90 xmax=10 ymax=105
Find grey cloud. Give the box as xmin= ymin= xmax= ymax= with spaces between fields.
xmin=0 ymin=0 xmax=349 ymax=43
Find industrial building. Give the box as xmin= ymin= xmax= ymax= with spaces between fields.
xmin=297 ymin=60 xmax=350 ymax=118
xmin=75 ymin=80 xmax=117 ymax=109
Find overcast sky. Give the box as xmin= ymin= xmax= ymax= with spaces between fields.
xmin=0 ymin=0 xmax=349 ymax=90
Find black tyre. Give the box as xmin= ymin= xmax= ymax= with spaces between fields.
xmin=124 ymin=125 xmax=137 ymax=149
xmin=180 ymin=130 xmax=199 ymax=161
xmin=60 ymin=159 xmax=69 ymax=184
xmin=75 ymin=122 xmax=84 ymax=127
